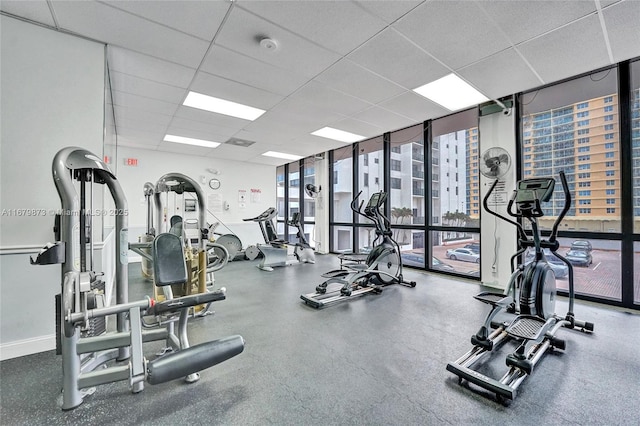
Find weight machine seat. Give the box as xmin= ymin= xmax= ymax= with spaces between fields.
xmin=153 ymin=233 xmax=188 ymax=287
xmin=170 ymin=215 xmax=183 ymax=227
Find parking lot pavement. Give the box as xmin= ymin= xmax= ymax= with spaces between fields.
xmin=432 ymin=242 xmax=625 ymax=300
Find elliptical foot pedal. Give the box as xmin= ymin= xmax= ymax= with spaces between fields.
xmin=506 ymin=315 xmax=546 ymax=341
xmin=321 ymin=270 xmax=351 ymax=279
xmin=474 ymin=292 xmax=512 ymax=308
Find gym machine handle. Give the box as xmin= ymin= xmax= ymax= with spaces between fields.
xmin=147 ymin=290 xmax=226 ymax=316
xmin=549 ymin=171 xmax=571 ymax=244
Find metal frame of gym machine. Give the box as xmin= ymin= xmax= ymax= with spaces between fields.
xmin=446 ymin=172 xmax=594 ymax=401
xmin=129 ymin=173 xmax=229 ymax=298
xmin=301 ymin=190 xmax=416 ymax=308
xmin=32 ymin=147 xmax=244 ymax=410
xmin=243 ymin=207 xmax=316 ymax=272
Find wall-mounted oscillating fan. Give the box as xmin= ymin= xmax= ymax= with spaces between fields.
xmin=304 ymin=184 xmax=321 ymax=199
xmin=479 ymin=147 xmax=511 ymax=179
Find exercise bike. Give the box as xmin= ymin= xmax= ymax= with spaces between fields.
xmin=446 ymin=172 xmax=594 ymax=401
xmin=243 ymin=207 xmax=315 ymax=272
xmin=300 ymin=191 xmax=416 ymax=308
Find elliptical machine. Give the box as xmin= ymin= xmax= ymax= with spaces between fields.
xmin=243 ymin=207 xmax=315 ymax=271
xmin=446 ymin=171 xmax=594 ymax=401
xmin=300 ymin=191 xmax=416 ymax=308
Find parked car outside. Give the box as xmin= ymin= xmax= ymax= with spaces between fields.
xmin=524 ymin=248 xmax=569 ymax=279
xmin=445 ymin=248 xmax=480 ymax=263
xmin=565 ymin=249 xmax=593 ymax=267
xmin=401 ymin=252 xmax=424 ymax=268
xmin=464 ymin=243 xmax=480 ymax=253
xmin=570 ymin=240 xmax=592 ymax=253
xmin=400 ymin=253 xmax=455 ymax=272
xmin=432 ymin=256 xmax=455 ymax=272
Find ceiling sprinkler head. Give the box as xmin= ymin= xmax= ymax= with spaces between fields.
xmin=260 ymin=37 xmax=278 ymax=51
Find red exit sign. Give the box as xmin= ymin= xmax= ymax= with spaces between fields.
xmin=123 ymin=158 xmax=138 ymax=166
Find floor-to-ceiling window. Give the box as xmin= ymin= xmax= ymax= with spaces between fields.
xmin=390 ymin=124 xmax=426 ymax=268
xmin=356 ymin=136 xmax=384 ymax=252
xmin=331 ymin=145 xmax=353 ymax=253
xmin=319 ymin=57 xmax=638 ymax=309
xmin=302 ymin=156 xmax=317 ymax=248
xmin=286 ymin=162 xmax=300 ymax=243
xmin=276 ymin=165 xmax=285 ymax=241
xmin=631 ymin=59 xmax=640 ymax=304
xmin=520 ymin=67 xmax=623 ymax=301
xmin=428 ymin=109 xmax=481 ymax=277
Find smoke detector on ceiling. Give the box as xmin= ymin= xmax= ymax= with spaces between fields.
xmin=260 ymin=37 xmax=278 ymax=51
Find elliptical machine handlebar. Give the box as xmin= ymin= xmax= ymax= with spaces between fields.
xmin=549 ymin=171 xmax=570 ymax=244
xmin=350 ymin=191 xmax=367 ymax=221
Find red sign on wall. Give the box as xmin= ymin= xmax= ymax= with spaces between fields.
xmin=123 ymin=158 xmax=138 ymax=166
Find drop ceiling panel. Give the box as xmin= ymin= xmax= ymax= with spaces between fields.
xmin=518 ymin=14 xmax=611 ymax=84
xmin=52 ymin=1 xmax=209 ymax=67
xmin=393 ymin=1 xmax=511 ymax=70
xmin=190 ymin=71 xmax=285 ymax=110
xmin=109 ymin=71 xmax=187 ymax=104
xmin=156 ymin=141 xmax=217 ymax=157
xmin=111 ymin=91 xmax=178 ymax=116
xmin=350 ymin=106 xmax=416 ymax=133
xmin=288 ymin=81 xmax=372 ymax=116
xmin=116 ymin=137 xmax=160 ymax=150
xmin=458 ymin=48 xmax=543 ymax=100
xmin=200 ymin=45 xmax=310 ymax=96
xmin=106 ymin=0 xmax=230 ymax=41
xmin=603 ymin=1 xmax=640 ymax=63
xmin=215 ymin=7 xmax=341 ymax=78
xmin=165 ymin=122 xmax=236 ymax=143
xmin=354 ymin=0 xmax=423 ymax=25
xmin=0 ymin=0 xmax=55 ymax=26
xmin=113 ymin=105 xmax=173 ymax=127
xmin=378 ymin=92 xmax=449 ymax=122
xmin=347 ymin=28 xmax=449 ymax=89
xmin=206 ymin=145 xmax=267 ymax=162
xmin=115 ymin=126 xmax=164 ymax=145
xmin=232 ymin=130 xmax=294 ymax=146
xmin=329 ymin=117 xmax=385 ymax=138
xmin=173 ymin=105 xmax=251 ymax=133
xmin=237 ymin=1 xmax=387 ymax=55
xmin=108 ymin=47 xmax=196 ymax=88
xmin=314 ymin=59 xmax=405 ymax=104
xmin=116 ymin=117 xmax=169 ymax=135
xmin=477 ymin=0 xmax=599 ymax=45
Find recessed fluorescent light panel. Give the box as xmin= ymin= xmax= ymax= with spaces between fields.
xmin=183 ymin=91 xmax=266 ymax=121
xmin=164 ymin=134 xmax=221 ymax=148
xmin=262 ymin=151 xmax=303 ymax=161
xmin=311 ymin=127 xmax=365 ymax=143
xmin=413 ymin=73 xmax=489 ymax=111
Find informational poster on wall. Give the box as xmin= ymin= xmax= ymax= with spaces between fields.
xmin=489 ymin=180 xmax=508 ymax=205
xmin=208 ymin=193 xmax=223 ymax=213
xmin=250 ymin=188 xmax=261 ymax=203
xmin=238 ymin=190 xmax=247 ymax=209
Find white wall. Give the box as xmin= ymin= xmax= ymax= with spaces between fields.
xmin=479 ymin=109 xmax=518 ymax=289
xmin=115 ymin=146 xmax=276 ymax=256
xmin=0 ymin=17 xmax=106 ymax=359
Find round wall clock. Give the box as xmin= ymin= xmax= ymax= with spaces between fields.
xmin=209 ymin=178 xmax=221 ymax=190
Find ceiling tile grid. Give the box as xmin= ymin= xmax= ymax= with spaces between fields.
xmin=2 ymin=0 xmax=639 ymax=166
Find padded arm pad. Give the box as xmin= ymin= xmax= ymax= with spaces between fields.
xmin=147 ymin=335 xmax=245 ymax=385
xmin=147 ymin=289 xmax=226 ymax=316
